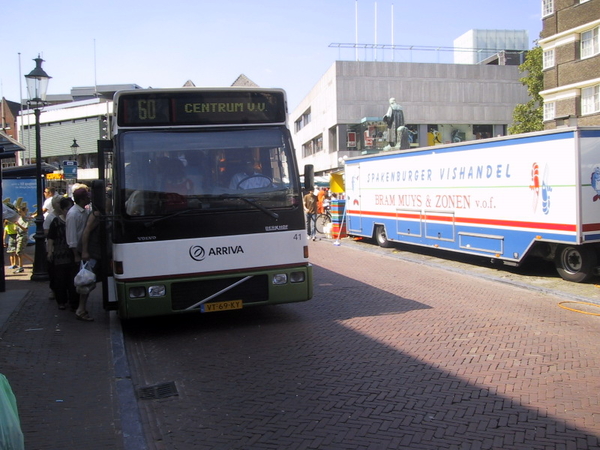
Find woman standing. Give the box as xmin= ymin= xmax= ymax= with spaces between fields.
xmin=46 ymin=197 xmax=77 ymax=310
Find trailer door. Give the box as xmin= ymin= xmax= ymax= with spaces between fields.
xmin=346 ymin=163 xmax=363 ymax=234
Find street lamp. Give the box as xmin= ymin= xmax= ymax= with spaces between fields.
xmin=70 ymin=138 xmax=79 ymax=160
xmin=69 ymin=138 xmax=79 ymax=182
xmin=25 ymin=55 xmax=51 ymax=282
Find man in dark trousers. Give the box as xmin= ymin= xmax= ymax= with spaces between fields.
xmin=303 ymin=188 xmax=319 ymax=241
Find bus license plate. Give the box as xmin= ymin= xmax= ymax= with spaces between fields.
xmin=200 ymin=300 xmax=243 ymax=313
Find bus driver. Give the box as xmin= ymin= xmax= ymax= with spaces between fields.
xmin=229 ymin=160 xmax=272 ymax=190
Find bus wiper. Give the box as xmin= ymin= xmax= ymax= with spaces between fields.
xmin=144 ymin=208 xmax=197 ymax=227
xmin=218 ymin=194 xmax=279 ymax=219
xmin=241 ymin=197 xmax=279 ymax=219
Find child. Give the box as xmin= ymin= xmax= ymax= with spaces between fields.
xmin=4 ymin=218 xmax=19 ymax=269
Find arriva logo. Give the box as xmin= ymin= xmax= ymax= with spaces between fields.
xmin=189 ymin=245 xmax=206 ymax=261
xmin=189 ymin=245 xmax=245 ymax=262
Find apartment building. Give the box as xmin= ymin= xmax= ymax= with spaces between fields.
xmin=539 ymin=0 xmax=600 ymax=127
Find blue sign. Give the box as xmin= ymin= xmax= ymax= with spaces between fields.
xmin=63 ymin=160 xmax=78 ymax=180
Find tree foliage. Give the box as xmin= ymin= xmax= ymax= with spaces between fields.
xmin=509 ymin=45 xmax=544 ymax=134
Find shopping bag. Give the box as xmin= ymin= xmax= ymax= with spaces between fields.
xmin=76 ymin=282 xmax=96 ymax=295
xmin=0 ymin=374 xmax=24 ymax=450
xmin=2 ymin=204 xmax=18 ymax=223
xmin=74 ymin=261 xmax=96 ymax=287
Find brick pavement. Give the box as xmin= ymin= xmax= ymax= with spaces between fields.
xmin=123 ymin=239 xmax=600 ymax=450
xmin=0 ymin=251 xmax=125 ymax=450
xmin=4 ymin=239 xmax=600 ymax=449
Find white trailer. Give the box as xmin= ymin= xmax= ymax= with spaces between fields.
xmin=344 ymin=127 xmax=600 ymax=282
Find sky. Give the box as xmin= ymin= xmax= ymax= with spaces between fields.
xmin=1 ymin=0 xmax=542 ymax=111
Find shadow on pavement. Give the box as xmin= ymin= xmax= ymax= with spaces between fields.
xmin=122 ymin=263 xmax=599 ymax=449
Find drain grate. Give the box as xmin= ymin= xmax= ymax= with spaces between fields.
xmin=137 ymin=381 xmax=178 ymax=400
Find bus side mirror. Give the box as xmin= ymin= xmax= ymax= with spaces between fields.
xmin=304 ymin=164 xmax=314 ymax=191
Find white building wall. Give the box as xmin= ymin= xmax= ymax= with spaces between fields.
xmin=293 ymin=64 xmax=341 ymax=173
xmin=453 ymin=29 xmax=529 ymax=64
xmin=291 ymin=60 xmax=529 ymax=175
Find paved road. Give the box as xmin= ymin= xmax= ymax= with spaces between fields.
xmin=339 ymin=235 xmax=600 ymax=304
xmin=123 ymin=238 xmax=600 ymax=449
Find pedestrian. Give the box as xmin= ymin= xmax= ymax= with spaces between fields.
xmin=43 ymin=195 xmax=63 ymax=237
xmin=77 ymin=190 xmax=107 ymax=320
xmin=322 ymin=191 xmax=331 ymax=212
xmin=317 ymin=187 xmax=326 ymax=214
xmin=66 ymin=187 xmax=93 ymax=321
xmin=4 ymin=216 xmax=19 ymax=270
xmin=303 ymin=188 xmax=318 ymax=241
xmin=44 ymin=195 xmax=64 ymax=300
xmin=47 ymin=197 xmax=77 ymax=310
xmin=13 ymin=206 xmax=32 ymax=273
xmin=42 ymin=187 xmax=58 ymax=218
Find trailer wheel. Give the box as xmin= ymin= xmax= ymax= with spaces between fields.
xmin=554 ymin=245 xmax=597 ymax=283
xmin=375 ymin=225 xmax=392 ymax=248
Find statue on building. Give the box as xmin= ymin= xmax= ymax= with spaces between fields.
xmin=383 ymin=98 xmax=410 ymax=150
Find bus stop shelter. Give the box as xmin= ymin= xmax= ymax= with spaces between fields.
xmin=0 ymin=131 xmax=26 ymax=292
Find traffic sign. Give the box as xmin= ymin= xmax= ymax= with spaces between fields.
xmin=62 ymin=160 xmax=78 ymax=180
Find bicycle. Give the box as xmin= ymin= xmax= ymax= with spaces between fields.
xmin=315 ymin=208 xmax=332 ymax=234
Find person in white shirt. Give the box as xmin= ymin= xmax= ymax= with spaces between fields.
xmin=66 ymin=187 xmax=93 ymax=321
xmin=42 ymin=187 xmax=58 ymax=218
xmin=229 ymin=160 xmax=272 ymax=190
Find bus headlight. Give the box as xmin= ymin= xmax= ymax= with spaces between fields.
xmin=272 ymin=273 xmax=288 ymax=285
xmin=290 ymin=271 xmax=305 ymax=283
xmin=129 ymin=286 xmax=146 ymax=298
xmin=148 ymin=285 xmax=166 ymax=297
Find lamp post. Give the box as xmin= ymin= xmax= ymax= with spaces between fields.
xmin=70 ymin=138 xmax=79 ymax=160
xmin=69 ymin=138 xmax=79 ymax=183
xmin=25 ymin=55 xmax=51 ymax=282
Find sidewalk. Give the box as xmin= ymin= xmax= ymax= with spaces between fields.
xmin=0 ymin=251 xmax=126 ymax=449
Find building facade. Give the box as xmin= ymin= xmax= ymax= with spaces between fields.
xmin=15 ymin=84 xmax=140 ymax=182
xmin=453 ymin=29 xmax=529 ymax=64
xmin=291 ymin=60 xmax=530 ymax=176
xmin=539 ymin=0 xmax=600 ymax=128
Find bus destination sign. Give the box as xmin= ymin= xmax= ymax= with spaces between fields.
xmin=118 ymin=90 xmax=287 ymax=127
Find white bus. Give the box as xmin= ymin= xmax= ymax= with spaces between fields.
xmin=94 ymin=88 xmax=313 ymax=318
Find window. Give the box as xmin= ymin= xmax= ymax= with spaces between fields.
xmin=473 ymin=125 xmax=494 ymax=140
xmin=302 ymin=140 xmax=315 ymax=158
xmin=314 ymin=135 xmax=323 ymax=152
xmin=543 ymin=102 xmax=555 ymax=121
xmin=581 ymin=27 xmax=599 ymax=59
xmin=121 ymin=128 xmax=296 ymax=216
xmin=294 ymin=108 xmax=312 ymax=133
xmin=303 ymin=110 xmax=311 ymax=127
xmin=542 ymin=0 xmax=554 ymax=17
xmin=543 ymin=49 xmax=555 ymax=69
xmin=582 ymin=85 xmax=600 ymax=115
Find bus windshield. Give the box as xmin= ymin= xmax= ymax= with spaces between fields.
xmin=120 ymin=127 xmax=297 ymax=217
